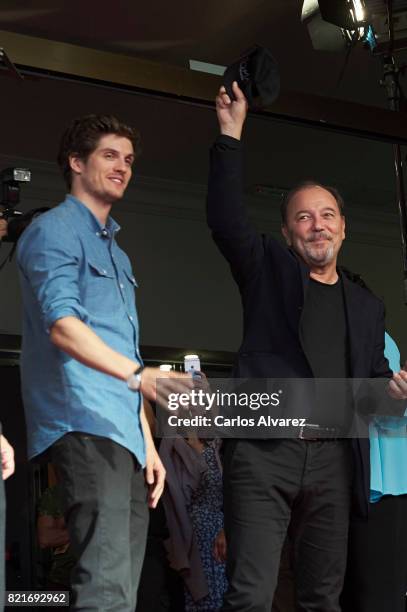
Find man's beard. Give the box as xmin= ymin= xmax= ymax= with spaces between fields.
xmin=83 ymin=176 xmax=124 ymax=205
xmin=303 ymin=240 xmax=334 ymax=266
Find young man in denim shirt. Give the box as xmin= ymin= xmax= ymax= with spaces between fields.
xmin=17 ymin=115 xmax=193 ymax=612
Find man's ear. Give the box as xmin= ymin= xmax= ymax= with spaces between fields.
xmin=341 ymin=216 xmax=346 ymax=240
xmin=69 ymin=154 xmax=83 ymax=176
xmin=281 ymin=224 xmax=291 ymax=246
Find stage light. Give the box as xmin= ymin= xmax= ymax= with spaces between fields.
xmin=303 ymin=1 xmax=407 ymax=53
xmin=301 ymin=0 xmax=369 ymax=51
xmin=317 ymin=0 xmax=366 ymax=29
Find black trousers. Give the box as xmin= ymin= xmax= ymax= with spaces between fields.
xmin=50 ymin=432 xmax=149 ymax=612
xmin=272 ymin=537 xmax=296 ymax=612
xmin=222 ymin=438 xmax=353 ymax=612
xmin=341 ymin=494 xmax=407 ymax=612
xmin=0 ymin=477 xmax=4 ymax=612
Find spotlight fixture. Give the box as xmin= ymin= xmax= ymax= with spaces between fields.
xmin=301 ymin=0 xmax=373 ymax=51
xmin=302 ymin=0 xmax=407 ymax=52
xmin=317 ymin=0 xmax=366 ymax=29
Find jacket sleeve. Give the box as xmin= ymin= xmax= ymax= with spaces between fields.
xmin=206 ymin=135 xmax=265 ymax=288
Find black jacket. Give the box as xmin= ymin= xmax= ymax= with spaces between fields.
xmin=207 ymin=135 xmax=402 ymax=517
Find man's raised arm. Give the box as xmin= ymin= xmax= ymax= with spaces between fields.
xmin=207 ymin=82 xmax=264 ymax=286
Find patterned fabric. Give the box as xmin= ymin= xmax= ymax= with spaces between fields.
xmin=184 ymin=443 xmax=227 ymax=611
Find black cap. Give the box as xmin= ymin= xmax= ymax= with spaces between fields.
xmin=223 ymin=45 xmax=280 ymax=110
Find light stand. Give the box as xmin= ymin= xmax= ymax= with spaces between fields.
xmin=381 ymin=51 xmax=407 ymax=301
xmin=380 ymin=0 xmax=407 ymax=302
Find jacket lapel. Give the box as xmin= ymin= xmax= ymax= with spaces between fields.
xmin=340 ymin=271 xmax=365 ymax=376
xmin=281 ymin=248 xmax=310 ymax=338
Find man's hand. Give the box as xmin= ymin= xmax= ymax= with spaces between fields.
xmin=213 ymin=528 xmax=227 ymax=563
xmin=216 ymin=81 xmax=248 ymax=140
xmin=144 ymin=441 xmax=166 ymax=509
xmin=0 ymin=219 xmax=8 ymax=240
xmin=1 ymin=434 xmax=15 ymax=480
xmin=140 ymin=367 xmax=194 ymax=409
xmin=140 ymin=399 xmax=166 ymax=508
xmin=387 ymin=362 xmax=407 ymax=400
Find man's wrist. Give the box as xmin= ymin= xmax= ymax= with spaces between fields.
xmin=216 ymin=134 xmax=243 ymax=151
xmin=220 ymin=127 xmax=243 ymax=140
xmin=127 ymin=365 xmax=145 ymax=391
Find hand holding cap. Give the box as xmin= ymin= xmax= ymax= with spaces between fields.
xmin=223 ymin=45 xmax=280 ymax=110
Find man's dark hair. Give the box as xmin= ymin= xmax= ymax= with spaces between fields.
xmin=57 ymin=114 xmax=141 ymax=189
xmin=280 ymin=180 xmax=345 ymax=224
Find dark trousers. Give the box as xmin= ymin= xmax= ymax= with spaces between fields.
xmin=50 ymin=433 xmax=149 ymax=612
xmin=272 ymin=537 xmax=296 ymax=612
xmin=0 ymin=477 xmax=4 ymax=612
xmin=222 ymin=438 xmax=353 ymax=612
xmin=341 ymin=494 xmax=407 ymax=612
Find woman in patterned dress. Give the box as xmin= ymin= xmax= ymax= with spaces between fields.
xmin=183 ymin=437 xmax=227 ymax=612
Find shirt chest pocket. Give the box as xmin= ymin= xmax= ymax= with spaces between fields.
xmin=84 ymin=260 xmax=120 ymax=316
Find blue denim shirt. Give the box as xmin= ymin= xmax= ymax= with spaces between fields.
xmin=17 ymin=195 xmax=145 ymax=465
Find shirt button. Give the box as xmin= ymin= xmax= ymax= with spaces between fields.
xmin=102 ymin=269 xmax=107 ymax=274
xmin=129 ymin=315 xmax=133 ymax=321
xmin=96 ymin=232 xmax=100 ymax=237
xmin=120 ymin=283 xmax=124 ymax=289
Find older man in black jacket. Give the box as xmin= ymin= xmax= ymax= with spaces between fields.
xmin=207 ymin=81 xmax=407 ymax=612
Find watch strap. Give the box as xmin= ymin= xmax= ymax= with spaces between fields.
xmin=127 ymin=365 xmax=145 ymax=391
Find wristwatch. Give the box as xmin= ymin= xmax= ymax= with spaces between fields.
xmin=127 ymin=366 xmax=145 ymax=392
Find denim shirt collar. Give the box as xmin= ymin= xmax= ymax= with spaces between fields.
xmin=65 ymin=194 xmax=121 ymax=238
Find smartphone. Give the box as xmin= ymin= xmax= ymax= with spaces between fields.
xmin=184 ymin=354 xmax=201 ymax=377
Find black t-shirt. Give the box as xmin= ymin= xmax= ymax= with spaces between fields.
xmin=300 ymin=277 xmax=352 ymax=430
